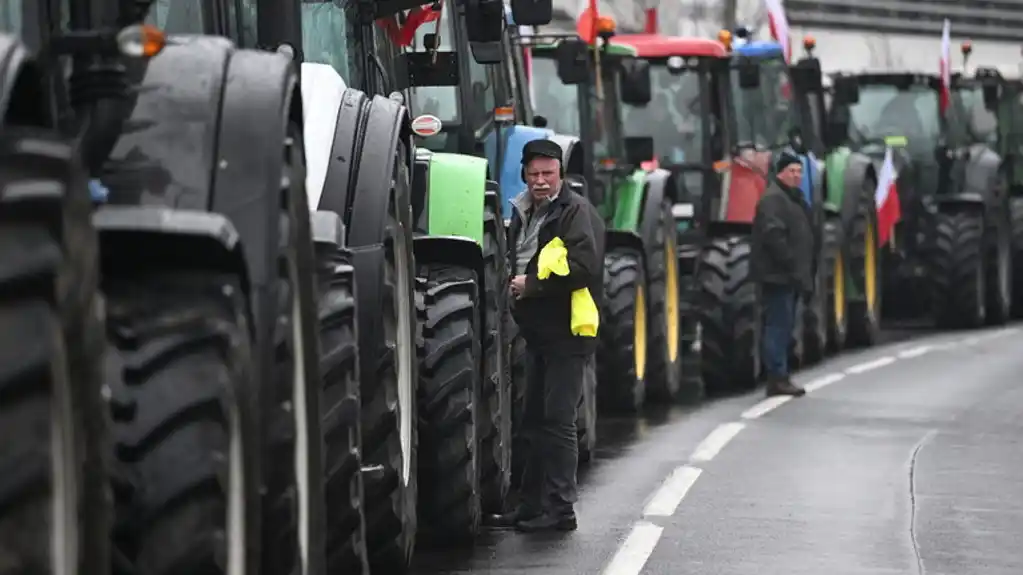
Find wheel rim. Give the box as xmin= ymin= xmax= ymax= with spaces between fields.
xmin=834 ymin=250 xmax=845 ymax=326
xmin=634 ymin=285 xmax=647 ymax=381
xmin=395 ymin=227 xmax=414 ymax=485
xmin=664 ymin=239 xmax=680 ymax=363
xmin=865 ymin=219 xmax=877 ymax=310
xmin=51 ymin=342 xmax=78 ymax=575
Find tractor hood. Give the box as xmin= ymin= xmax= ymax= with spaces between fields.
xmin=300 ymin=62 xmax=348 ymax=210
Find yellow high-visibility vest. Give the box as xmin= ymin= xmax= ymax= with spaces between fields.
xmin=536 ymin=237 xmax=599 ymax=337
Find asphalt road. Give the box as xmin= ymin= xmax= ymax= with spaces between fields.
xmin=412 ymin=323 xmax=1023 ymax=574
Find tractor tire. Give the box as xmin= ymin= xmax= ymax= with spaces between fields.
xmin=822 ymin=219 xmax=847 ymax=354
xmin=479 ymin=192 xmax=511 ymax=514
xmin=596 ymin=247 xmax=646 ymax=414
xmin=414 ymin=267 xmax=482 ymax=545
xmin=105 ymin=273 xmax=258 ymax=575
xmin=508 ymin=328 xmax=528 ymax=489
xmin=983 ymin=209 xmax=1012 ymax=326
xmin=1009 ymin=198 xmax=1023 ymax=318
xmin=644 ymin=200 xmax=683 ymax=404
xmin=676 ymin=259 xmax=704 ymax=404
xmin=313 ymin=243 xmax=368 ymax=574
xmin=931 ymin=211 xmax=986 ymax=328
xmin=576 ymin=356 xmax=597 ymax=465
xmin=0 ymin=131 xmax=109 ymax=575
xmin=801 ymin=221 xmax=838 ymax=365
xmin=698 ymin=236 xmax=759 ymax=393
xmin=845 ymin=182 xmax=882 ymax=347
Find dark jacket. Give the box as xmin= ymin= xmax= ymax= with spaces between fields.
xmin=508 ymin=189 xmax=605 ymax=355
xmin=751 ymin=178 xmax=815 ymax=293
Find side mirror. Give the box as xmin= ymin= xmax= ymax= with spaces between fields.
xmin=624 ymin=136 xmax=654 ymax=167
xmin=790 ymin=58 xmax=822 ymax=93
xmin=737 ymin=59 xmax=760 ymax=89
xmin=555 ymin=39 xmax=589 ymax=85
xmin=825 ymin=106 xmax=850 ymax=148
xmin=620 ymin=59 xmax=652 ymax=105
xmin=983 ymin=84 xmax=1000 ymax=112
xmin=394 ymin=52 xmax=460 ymax=90
xmin=470 ymin=42 xmax=503 ymax=64
xmin=533 ymin=115 xmax=548 ymax=128
xmin=833 ymin=79 xmax=859 ymax=105
xmin=465 ymin=0 xmax=504 ymax=44
xmin=511 ymin=0 xmax=552 ymax=26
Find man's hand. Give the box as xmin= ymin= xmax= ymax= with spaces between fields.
xmin=510 ymin=275 xmax=527 ymax=298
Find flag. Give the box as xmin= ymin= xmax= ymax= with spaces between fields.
xmin=763 ymin=0 xmax=791 ymax=63
xmin=875 ymin=147 xmax=901 ymax=247
xmin=576 ymin=0 xmax=599 ymax=44
xmin=376 ymin=4 xmax=441 ymax=47
xmin=939 ymin=18 xmax=951 ymax=115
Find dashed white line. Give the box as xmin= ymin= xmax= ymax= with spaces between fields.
xmin=803 ymin=372 xmax=845 ymax=393
xmin=642 ymin=466 xmax=703 ymax=517
xmin=845 ymin=356 xmax=896 ymax=375
xmin=690 ymin=422 xmax=745 ymax=463
xmin=898 ymin=345 xmax=933 ymax=359
xmin=601 ymin=521 xmax=664 ymax=575
xmin=741 ymin=396 xmax=792 ymax=419
xmin=962 ymin=336 xmax=981 ymax=346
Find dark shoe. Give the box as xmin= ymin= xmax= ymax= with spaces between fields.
xmin=766 ymin=376 xmax=806 ymax=397
xmin=514 ymin=512 xmax=578 ymax=533
xmin=485 ymin=507 xmax=542 ymax=529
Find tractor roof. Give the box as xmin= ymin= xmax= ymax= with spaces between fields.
xmin=610 ymin=34 xmax=728 ymax=59
xmin=527 ymin=36 xmax=637 ymax=57
xmin=732 ymin=40 xmax=784 ymax=59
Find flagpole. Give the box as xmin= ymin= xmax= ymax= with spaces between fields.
xmin=591 ymin=5 xmax=603 ymax=100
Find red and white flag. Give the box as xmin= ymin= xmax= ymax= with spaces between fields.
xmin=576 ymin=0 xmax=599 ymax=44
xmin=875 ymin=147 xmax=902 ymax=247
xmin=939 ymin=18 xmax=951 ymax=115
xmin=763 ymin=0 xmax=791 ymax=63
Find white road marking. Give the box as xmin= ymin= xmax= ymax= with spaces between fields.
xmin=690 ymin=422 xmax=745 ymax=463
xmin=803 ymin=372 xmax=845 ymax=392
xmin=962 ymin=336 xmax=981 ymax=346
xmin=898 ymin=345 xmax=932 ymax=359
xmin=601 ymin=521 xmax=664 ymax=575
xmin=741 ymin=396 xmax=792 ymax=419
xmin=845 ymin=356 xmax=896 ymax=375
xmin=642 ymin=466 xmax=703 ymax=517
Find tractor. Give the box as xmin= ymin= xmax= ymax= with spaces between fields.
xmin=517 ymin=24 xmax=687 ymax=413
xmin=3 ymin=1 xmax=335 ymax=575
xmin=990 ymin=70 xmax=1023 ymax=316
xmin=827 ymin=46 xmax=1012 ymax=329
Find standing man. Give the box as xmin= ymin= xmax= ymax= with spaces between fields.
xmin=493 ymin=139 xmax=603 ymax=532
xmin=751 ymin=151 xmax=814 ymax=397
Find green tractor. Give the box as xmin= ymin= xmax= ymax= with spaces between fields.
xmin=826 ymin=61 xmax=1012 ymax=329
xmin=520 ymin=26 xmax=688 ymax=412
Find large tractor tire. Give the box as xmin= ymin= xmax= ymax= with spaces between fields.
xmin=676 ymin=257 xmax=704 ymax=404
xmin=1009 ymin=198 xmax=1023 ymax=318
xmin=576 ymin=355 xmax=597 ymax=465
xmin=698 ymin=236 xmax=759 ymax=393
xmin=508 ymin=328 xmax=528 ymax=489
xmin=802 ymin=220 xmax=841 ymax=364
xmin=845 ymin=185 xmax=882 ymax=347
xmin=644 ymin=200 xmax=683 ymax=404
xmin=983 ymin=209 xmax=1012 ymax=326
xmin=0 ymin=131 xmax=109 ymax=575
xmin=361 ymin=154 xmax=418 ymax=572
xmin=822 ymin=219 xmax=848 ymax=353
xmin=596 ymin=247 xmax=647 ymax=414
xmin=414 ymin=267 xmax=482 ymax=545
xmin=931 ymin=210 xmax=986 ymax=328
xmin=479 ymin=191 xmax=511 ymax=514
xmin=313 ymin=239 xmax=368 ymax=574
xmin=105 ymin=271 xmax=259 ymax=575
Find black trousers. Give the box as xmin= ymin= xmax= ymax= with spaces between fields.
xmin=519 ymin=346 xmax=586 ymax=516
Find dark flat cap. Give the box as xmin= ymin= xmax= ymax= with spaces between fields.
xmin=522 ymin=139 xmax=563 ymax=164
xmin=775 ymin=150 xmax=802 ymax=173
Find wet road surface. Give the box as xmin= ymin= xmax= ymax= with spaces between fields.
xmin=414 ymin=323 xmax=1023 ymax=574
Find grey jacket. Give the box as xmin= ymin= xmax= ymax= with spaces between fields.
xmin=750 ymin=179 xmax=815 ymax=293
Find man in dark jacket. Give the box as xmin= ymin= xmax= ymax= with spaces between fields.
xmin=492 ymin=139 xmax=604 ymax=532
xmin=751 ymin=150 xmax=814 ymax=397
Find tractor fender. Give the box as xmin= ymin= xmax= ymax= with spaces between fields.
xmin=839 ymin=152 xmax=878 ymax=229
xmin=605 ymin=229 xmax=648 ymax=272
xmin=411 ymin=147 xmax=433 ymax=232
xmin=493 ymin=124 xmax=552 ymax=214
xmin=93 ymin=205 xmax=252 ymax=330
xmin=317 ymin=87 xmax=369 ymax=220
xmin=0 ymin=34 xmax=48 ymax=126
xmin=420 ymin=152 xmax=488 ymax=245
xmin=414 ymin=235 xmax=488 ymax=340
xmin=639 ymin=168 xmax=674 ymax=248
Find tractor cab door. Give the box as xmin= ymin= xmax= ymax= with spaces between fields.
xmin=997 ymin=79 xmax=1023 ymax=196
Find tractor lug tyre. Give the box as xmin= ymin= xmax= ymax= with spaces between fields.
xmin=931 ymin=211 xmax=986 ymax=328
xmin=508 ymin=329 xmax=528 ymax=490
xmin=313 ymin=243 xmax=369 ymax=574
xmin=984 ymin=210 xmax=1012 ymax=325
xmin=801 ymin=220 xmax=832 ymax=365
xmin=596 ymin=248 xmax=646 ymax=414
xmin=105 ymin=272 xmax=258 ymax=575
xmin=479 ymin=192 xmax=511 ymax=514
xmin=845 ymin=184 xmax=882 ymax=347
xmin=0 ymin=130 xmax=109 ymax=575
xmin=676 ymin=257 xmax=705 ymax=404
xmin=822 ymin=219 xmax=847 ymax=353
xmin=644 ymin=200 xmax=683 ymax=404
xmin=1009 ymin=197 xmax=1023 ymax=318
xmin=576 ymin=356 xmax=597 ymax=465
xmin=698 ymin=236 xmax=759 ymax=394
xmin=414 ymin=267 xmax=482 ymax=546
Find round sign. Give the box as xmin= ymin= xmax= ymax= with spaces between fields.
xmin=411 ymin=114 xmax=442 ymax=137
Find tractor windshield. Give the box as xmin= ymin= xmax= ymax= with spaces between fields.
xmin=529 ymin=54 xmax=582 ymax=136
xmin=301 ymin=0 xmax=353 ymax=81
xmin=145 ymin=1 xmax=258 ymax=46
xmin=406 ymin=5 xmax=459 ymax=123
xmin=730 ymin=57 xmax=794 ymax=149
xmin=621 ymin=64 xmax=704 ymax=165
xmin=844 ymin=84 xmax=940 ymax=156
xmin=947 ymin=86 xmax=998 ymax=147
xmin=0 ymin=1 xmax=22 ymax=33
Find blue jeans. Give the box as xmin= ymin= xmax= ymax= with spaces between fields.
xmin=761 ymin=284 xmax=796 ymax=379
